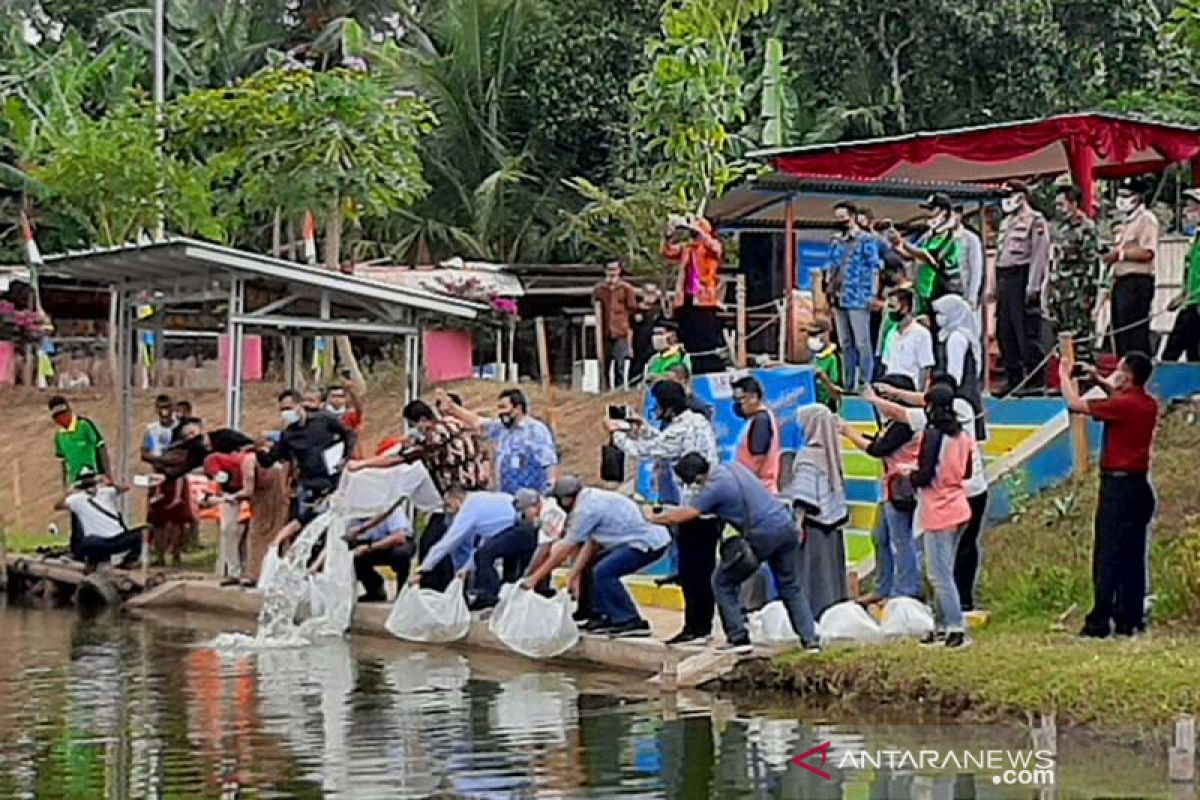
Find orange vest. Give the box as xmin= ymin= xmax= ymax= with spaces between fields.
xmin=736 ymin=407 xmax=782 ymax=494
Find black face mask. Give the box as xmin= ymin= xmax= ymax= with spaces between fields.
xmin=836 ymin=220 xmax=851 ymax=233
xmin=888 ymin=309 xmax=908 ymax=323
xmin=732 ymin=403 xmax=748 ymax=419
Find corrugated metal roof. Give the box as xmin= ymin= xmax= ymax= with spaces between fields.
xmin=36 ymin=236 xmax=482 ymax=319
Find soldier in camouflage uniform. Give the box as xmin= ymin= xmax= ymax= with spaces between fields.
xmin=1048 ymin=184 xmax=1101 ymax=361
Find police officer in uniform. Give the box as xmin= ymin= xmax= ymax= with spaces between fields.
xmin=994 ymin=180 xmax=1051 ymax=393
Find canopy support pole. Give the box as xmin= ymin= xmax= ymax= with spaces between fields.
xmin=116 ymin=288 xmax=134 ymax=488
xmin=784 ymin=197 xmax=797 ymax=361
xmin=224 ymin=277 xmax=246 ymax=430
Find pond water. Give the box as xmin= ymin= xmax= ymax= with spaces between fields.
xmin=0 ymin=600 xmax=1172 ymax=799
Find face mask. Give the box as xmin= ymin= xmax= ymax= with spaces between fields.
xmin=808 ymin=336 xmax=824 ymax=352
xmin=327 ymin=406 xmax=347 ymax=418
xmin=935 ymin=313 xmax=947 ymax=329
xmin=651 ymin=334 xmax=667 ymax=351
xmin=214 ymin=471 xmax=230 ymax=485
xmin=1111 ymin=370 xmax=1128 ymax=390
xmin=1001 ymin=196 xmax=1022 ymax=215
xmin=52 ymin=413 xmax=71 ymax=429
xmin=888 ymin=309 xmax=908 ymax=323
xmin=835 ymin=219 xmax=851 ymax=232
xmin=499 ymin=413 xmax=516 ymax=428
xmin=1116 ymin=196 xmax=1137 ymax=214
xmin=732 ymin=403 xmax=748 ymax=419
xmin=281 ymin=409 xmax=302 ymax=426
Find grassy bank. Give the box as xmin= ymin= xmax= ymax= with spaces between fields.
xmin=741 ymin=402 xmax=1200 ymax=730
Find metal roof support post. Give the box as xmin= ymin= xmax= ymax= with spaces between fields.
xmin=784 ymin=196 xmax=797 ymax=361
xmin=318 ymin=291 xmax=331 ymax=383
xmin=224 ymin=276 xmax=246 ymax=430
xmin=116 ymin=288 xmax=134 ymax=491
xmin=404 ymin=333 xmax=419 ymax=403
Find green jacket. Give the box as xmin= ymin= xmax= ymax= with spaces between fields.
xmin=646 ymin=347 xmax=692 ymax=379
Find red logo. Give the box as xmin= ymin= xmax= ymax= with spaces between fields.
xmin=791 ymin=740 xmax=832 ymax=780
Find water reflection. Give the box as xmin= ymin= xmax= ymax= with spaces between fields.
xmin=0 ymin=601 xmax=1173 ymax=799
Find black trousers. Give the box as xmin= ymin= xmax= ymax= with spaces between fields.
xmin=354 ymin=542 xmax=415 ymax=599
xmin=996 ymin=266 xmax=1041 ymax=386
xmin=79 ymin=530 xmax=142 ymax=567
xmin=1084 ymin=472 xmax=1155 ymax=635
xmin=678 ymin=516 xmax=721 ymax=635
xmin=954 ymin=491 xmax=988 ymax=612
xmin=417 ymin=512 xmax=453 ymax=592
xmin=1163 ymin=305 xmax=1200 ymax=362
xmin=1112 ymin=274 xmax=1155 ymax=357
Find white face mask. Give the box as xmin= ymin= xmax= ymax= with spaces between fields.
xmin=1001 ymin=196 xmax=1022 ymax=215
xmin=935 ymin=313 xmax=947 ymax=329
xmin=214 ymin=470 xmax=230 ymax=485
xmin=1115 ymin=195 xmax=1137 ymax=214
xmin=652 ymin=334 xmax=668 ymax=351
xmin=281 ymin=409 xmax=302 ymax=426
xmin=327 ymin=405 xmax=347 ymax=418
xmin=808 ymin=336 xmax=824 ymax=352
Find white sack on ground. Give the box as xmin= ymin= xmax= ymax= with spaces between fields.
xmin=818 ymin=601 xmax=884 ymax=646
xmin=879 ymin=596 xmax=936 ymax=638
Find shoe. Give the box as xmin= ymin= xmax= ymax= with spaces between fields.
xmin=919 ymin=631 xmax=947 ymax=647
xmin=572 ymin=608 xmax=591 ymax=622
xmin=467 ymin=596 xmax=498 ymax=612
xmin=607 ymin=619 xmax=652 ymax=638
xmin=358 ymin=592 xmax=388 ymax=603
xmin=240 ymin=578 xmax=257 ymax=588
xmin=654 ymin=573 xmax=681 ymax=588
xmin=665 ymin=629 xmax=711 ymax=646
xmin=716 ymin=638 xmax=753 ymax=655
xmin=220 ymin=577 xmax=240 ymax=587
xmin=943 ymin=632 xmax=970 ymax=649
xmin=802 ymin=641 xmax=821 ymax=654
xmin=580 ymin=617 xmax=613 ymax=634
xmin=1078 ymin=625 xmax=1110 ymax=640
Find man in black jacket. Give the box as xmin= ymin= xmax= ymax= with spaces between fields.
xmin=259 ymin=389 xmax=356 ymax=524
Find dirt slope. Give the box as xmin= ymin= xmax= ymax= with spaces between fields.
xmin=0 ymin=380 xmax=635 ymax=535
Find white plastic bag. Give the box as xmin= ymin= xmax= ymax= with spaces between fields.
xmin=748 ymin=601 xmax=800 ymax=646
xmin=488 ymin=583 xmax=579 ymax=659
xmin=818 ymin=601 xmax=884 ymax=646
xmin=385 ymin=577 xmax=471 ymax=643
xmin=302 ymin=515 xmax=355 ymax=638
xmin=879 ymin=596 xmax=936 ymax=638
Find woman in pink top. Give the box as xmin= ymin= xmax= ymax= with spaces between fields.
xmin=910 ymin=383 xmax=974 ymax=649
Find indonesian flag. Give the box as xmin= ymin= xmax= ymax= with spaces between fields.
xmin=302 ymin=210 xmax=318 ymax=265
xmin=19 ymin=211 xmax=42 ymax=266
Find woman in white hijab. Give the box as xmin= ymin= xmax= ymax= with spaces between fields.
xmin=933 ymin=294 xmax=986 ymax=440
xmin=786 ymin=404 xmax=850 ymax=618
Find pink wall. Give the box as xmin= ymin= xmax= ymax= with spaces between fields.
xmin=219 ymin=334 xmax=263 ymax=382
xmin=0 ymin=341 xmax=14 ymax=385
xmin=423 ymin=329 xmax=474 ymax=383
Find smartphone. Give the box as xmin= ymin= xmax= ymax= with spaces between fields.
xmin=133 ymin=474 xmax=153 ymax=488
xmin=607 ymin=404 xmax=629 ymax=421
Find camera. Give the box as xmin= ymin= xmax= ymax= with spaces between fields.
xmin=607 ymin=404 xmax=630 ymax=421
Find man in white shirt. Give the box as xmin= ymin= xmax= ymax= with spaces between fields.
xmin=55 ymin=469 xmax=142 ymax=570
xmin=882 ymin=286 xmax=935 ymax=388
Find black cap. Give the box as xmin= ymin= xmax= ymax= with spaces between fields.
xmin=1119 ymin=176 xmax=1154 ymax=199
xmin=918 ymin=193 xmax=953 ymax=213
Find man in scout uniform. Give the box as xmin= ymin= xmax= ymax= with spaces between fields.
xmin=995 ymin=180 xmax=1051 ymax=393
xmin=1049 ymin=184 xmax=1102 ymax=362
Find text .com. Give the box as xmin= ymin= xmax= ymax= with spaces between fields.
xmin=792 ymin=742 xmax=1056 ymax=786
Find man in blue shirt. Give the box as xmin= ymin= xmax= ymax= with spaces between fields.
xmin=346 ymin=500 xmax=414 ymax=602
xmin=523 ymin=476 xmax=670 ymax=638
xmin=826 ymin=201 xmax=882 ymax=392
xmin=652 ymin=454 xmax=820 ymax=653
xmin=414 ymin=485 xmax=537 ymax=610
xmin=436 ymin=388 xmax=559 ymax=494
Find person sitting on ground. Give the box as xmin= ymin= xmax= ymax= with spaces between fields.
xmin=786 ymin=405 xmax=850 ymax=619
xmin=805 ymin=321 xmax=842 ymax=412
xmin=644 ymin=321 xmax=692 ymax=383
xmin=412 ymin=485 xmax=537 ymax=611
xmin=436 ymin=388 xmax=558 ymax=495
xmin=523 ymin=477 xmax=670 ymax=639
xmin=54 ymin=469 xmax=141 ymax=572
xmin=909 ymin=383 xmax=974 ymax=649
xmin=651 ymin=453 xmax=820 ymax=654
xmin=1058 ymin=350 xmax=1158 ymax=639
xmin=840 ymin=374 xmax=922 ymax=605
xmin=732 ymin=376 xmax=781 ymax=493
xmin=345 ymin=497 xmax=415 ymax=603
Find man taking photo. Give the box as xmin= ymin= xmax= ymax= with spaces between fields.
xmin=1058 ymin=351 xmax=1158 ymax=639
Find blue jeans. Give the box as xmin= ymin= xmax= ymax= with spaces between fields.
xmin=923 ymin=527 xmax=965 ymax=633
xmin=592 ymin=544 xmax=667 ymax=625
xmin=835 ymin=307 xmax=874 ymax=391
xmin=473 ymin=522 xmax=537 ymax=603
xmin=714 ymin=524 xmax=817 ymax=645
xmin=873 ymin=503 xmax=920 ymax=599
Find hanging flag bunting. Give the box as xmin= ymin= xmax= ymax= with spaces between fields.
xmin=302 ymin=210 xmax=318 ymax=265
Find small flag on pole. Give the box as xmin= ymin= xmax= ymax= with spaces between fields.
xmin=19 ymin=211 xmax=42 ymax=267
xmin=302 ymin=210 xmax=318 ymax=265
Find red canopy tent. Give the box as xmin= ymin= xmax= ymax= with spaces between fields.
xmin=751 ymin=112 xmax=1200 ymax=217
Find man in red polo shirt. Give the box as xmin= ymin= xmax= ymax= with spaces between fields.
xmin=1059 ymin=350 xmax=1158 ymax=638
